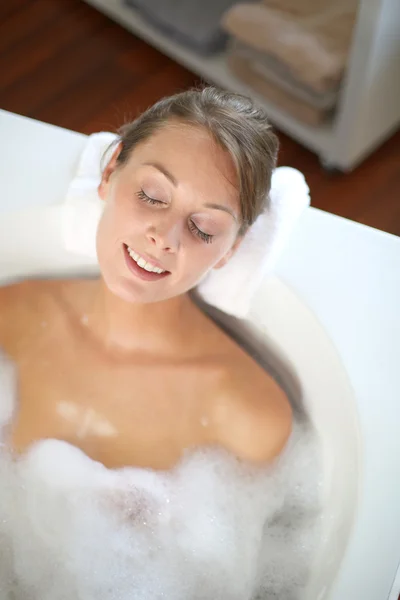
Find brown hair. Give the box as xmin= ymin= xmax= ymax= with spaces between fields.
xmin=110 ymin=86 xmax=279 ymax=233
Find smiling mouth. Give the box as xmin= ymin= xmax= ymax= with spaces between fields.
xmin=123 ymin=244 xmax=170 ymax=281
xmin=127 ymin=247 xmax=166 ymax=274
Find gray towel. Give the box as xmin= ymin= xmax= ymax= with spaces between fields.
xmin=124 ymin=0 xmax=242 ymax=55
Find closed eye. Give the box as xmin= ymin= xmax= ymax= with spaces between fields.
xmin=189 ymin=220 xmax=214 ymax=244
xmin=136 ymin=189 xmax=165 ymax=205
xmin=136 ymin=189 xmax=213 ymax=243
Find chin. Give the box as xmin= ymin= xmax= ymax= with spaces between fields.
xmin=106 ymin=277 xmax=147 ymax=304
xmin=104 ymin=274 xmax=168 ymax=305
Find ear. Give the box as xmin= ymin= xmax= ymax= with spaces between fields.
xmin=98 ymin=142 xmax=123 ymax=201
xmin=213 ymin=235 xmax=244 ymax=270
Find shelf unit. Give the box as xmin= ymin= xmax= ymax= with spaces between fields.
xmin=84 ymin=0 xmax=400 ymax=171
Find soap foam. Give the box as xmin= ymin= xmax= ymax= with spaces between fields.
xmin=0 ymin=354 xmax=323 ymax=600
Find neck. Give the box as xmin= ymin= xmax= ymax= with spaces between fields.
xmin=80 ymin=278 xmax=196 ymax=356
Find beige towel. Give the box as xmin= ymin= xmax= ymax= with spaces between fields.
xmin=227 ymin=53 xmax=331 ymax=126
xmin=222 ymin=0 xmax=358 ymax=94
xmin=230 ymin=40 xmax=339 ymax=110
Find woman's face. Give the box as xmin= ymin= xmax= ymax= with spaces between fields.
xmin=96 ymin=122 xmax=242 ymax=304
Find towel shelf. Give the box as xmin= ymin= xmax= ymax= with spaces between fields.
xmin=82 ymin=0 xmax=400 ymax=172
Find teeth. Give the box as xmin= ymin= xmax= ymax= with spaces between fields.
xmin=127 ymin=247 xmax=166 ymax=274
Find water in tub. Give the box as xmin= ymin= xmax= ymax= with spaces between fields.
xmin=0 ymin=346 xmax=322 ymax=600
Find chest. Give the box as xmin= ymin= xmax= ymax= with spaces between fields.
xmin=6 ymin=328 xmax=214 ymax=469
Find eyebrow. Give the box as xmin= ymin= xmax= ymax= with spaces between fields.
xmin=204 ymin=203 xmax=237 ymax=221
xmin=144 ymin=162 xmax=237 ymax=221
xmin=144 ymin=162 xmax=178 ymax=186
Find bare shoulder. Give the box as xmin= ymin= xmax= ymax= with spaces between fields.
xmin=208 ymin=346 xmax=292 ymax=465
xmin=0 ymin=278 xmax=77 ymax=347
xmin=0 ymin=278 xmax=58 ymax=313
xmin=190 ymin=309 xmax=292 ymax=464
xmin=0 ymin=279 xmax=43 ymax=325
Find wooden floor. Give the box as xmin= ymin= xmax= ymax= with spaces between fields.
xmin=1 ymin=0 xmax=399 ymax=236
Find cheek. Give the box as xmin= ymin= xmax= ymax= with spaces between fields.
xmin=182 ymin=238 xmax=234 ymax=278
xmin=99 ymin=191 xmax=145 ymax=242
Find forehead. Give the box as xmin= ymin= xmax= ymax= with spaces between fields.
xmin=127 ymin=122 xmax=239 ymax=206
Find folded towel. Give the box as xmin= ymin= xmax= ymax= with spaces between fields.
xmin=63 ymin=132 xmax=310 ymax=318
xmin=229 ymin=40 xmax=339 ymax=111
xmin=222 ymin=0 xmax=358 ymax=94
xmin=227 ymin=53 xmax=331 ymax=126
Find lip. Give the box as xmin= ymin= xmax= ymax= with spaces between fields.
xmin=123 ymin=244 xmax=170 ymax=282
xmin=129 ymin=248 xmax=167 ymax=272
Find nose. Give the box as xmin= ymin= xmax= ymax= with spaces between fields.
xmin=146 ymin=220 xmax=181 ymax=254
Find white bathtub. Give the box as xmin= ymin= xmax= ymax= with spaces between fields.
xmin=0 ymin=194 xmax=360 ymax=600
xmin=1 ymin=109 xmax=400 ymax=600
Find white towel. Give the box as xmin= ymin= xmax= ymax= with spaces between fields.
xmin=63 ymin=132 xmax=310 ymax=318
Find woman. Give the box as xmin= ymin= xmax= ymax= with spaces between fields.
xmin=0 ymin=87 xmax=291 ymax=471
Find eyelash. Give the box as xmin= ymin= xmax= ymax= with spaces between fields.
xmin=136 ymin=189 xmax=214 ymax=244
xmin=188 ymin=221 xmax=213 ymax=244
xmin=136 ymin=189 xmax=162 ymax=206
